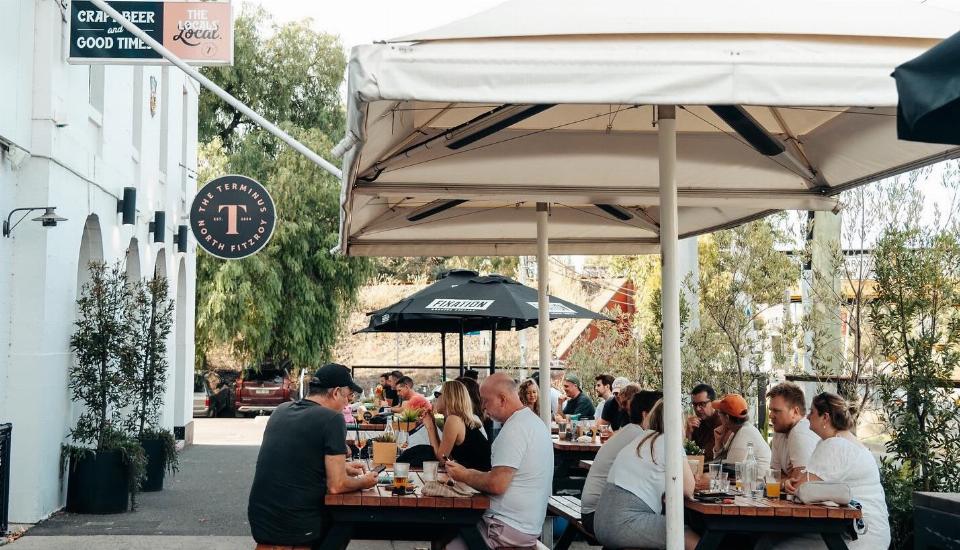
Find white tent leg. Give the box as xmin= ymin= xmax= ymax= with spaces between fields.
xmin=659 ymin=106 xmax=684 ymax=550
xmin=536 ymin=202 xmax=551 ymax=425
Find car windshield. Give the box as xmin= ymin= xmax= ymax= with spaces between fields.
xmin=244 ymin=367 xmax=285 ymax=382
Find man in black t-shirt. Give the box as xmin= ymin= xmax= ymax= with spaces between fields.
xmin=556 ymin=373 xmax=596 ymax=420
xmin=248 ymin=363 xmax=377 ymax=548
xmin=599 ymin=381 xmax=640 ymax=431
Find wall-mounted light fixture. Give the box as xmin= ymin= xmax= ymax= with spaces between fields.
xmin=176 ymin=225 xmax=188 ymax=253
xmin=116 ymin=187 xmax=137 ymax=225
xmin=148 ymin=211 xmax=165 ymax=243
xmin=3 ymin=207 xmax=68 ymax=237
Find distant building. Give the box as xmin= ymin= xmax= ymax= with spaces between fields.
xmin=0 ymin=1 xmax=198 ymax=524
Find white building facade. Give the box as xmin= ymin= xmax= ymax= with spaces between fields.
xmin=0 ymin=0 xmax=198 ymax=524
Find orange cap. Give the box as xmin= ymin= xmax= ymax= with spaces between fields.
xmin=712 ymin=394 xmax=749 ymax=419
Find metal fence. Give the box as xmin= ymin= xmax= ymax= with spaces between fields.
xmin=0 ymin=423 xmax=11 ymax=536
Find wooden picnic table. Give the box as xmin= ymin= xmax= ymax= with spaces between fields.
xmin=685 ymin=495 xmax=862 ymax=550
xmin=321 ymin=471 xmax=490 ymax=550
xmin=552 ymin=437 xmax=601 ymax=495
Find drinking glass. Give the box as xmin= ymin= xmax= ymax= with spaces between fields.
xmin=708 ymin=463 xmax=722 ymax=491
xmin=734 ymin=462 xmax=745 ymax=493
xmin=423 ymin=460 xmax=439 ymax=481
xmin=766 ymin=469 xmax=782 ymax=499
xmin=393 ymin=462 xmax=410 ymax=490
xmin=718 ymin=471 xmax=730 ymax=491
xmin=687 ymin=458 xmax=700 ymax=482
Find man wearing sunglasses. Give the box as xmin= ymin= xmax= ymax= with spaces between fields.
xmin=248 ymin=363 xmax=377 ymax=549
xmin=684 ymin=383 xmax=722 ymax=461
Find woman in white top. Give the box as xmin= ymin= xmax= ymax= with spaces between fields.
xmin=711 ymin=393 xmax=771 ymax=473
xmin=593 ymin=400 xmax=700 ymax=550
xmin=768 ymin=392 xmax=890 ymax=550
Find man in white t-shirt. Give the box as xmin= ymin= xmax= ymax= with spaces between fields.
xmin=766 ymin=382 xmax=820 ymax=478
xmin=446 ymin=373 xmax=553 ymax=550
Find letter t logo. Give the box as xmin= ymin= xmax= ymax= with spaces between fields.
xmin=218 ymin=204 xmax=247 ymax=235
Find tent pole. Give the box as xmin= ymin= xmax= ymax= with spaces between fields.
xmin=441 ymin=332 xmax=447 ymax=383
xmin=490 ymin=328 xmax=497 ymax=374
xmin=459 ymin=321 xmax=465 ymax=377
xmin=536 ymin=202 xmax=551 ymax=426
xmin=658 ymin=106 xmax=683 ymax=550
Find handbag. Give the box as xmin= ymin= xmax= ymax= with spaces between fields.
xmin=796 ymin=481 xmax=851 ymax=506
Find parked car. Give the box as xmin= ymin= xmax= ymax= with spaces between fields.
xmin=193 ymin=372 xmax=212 ymax=417
xmin=234 ymin=361 xmax=294 ymax=417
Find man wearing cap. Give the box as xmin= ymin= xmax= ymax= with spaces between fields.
xmin=556 ymin=372 xmax=596 ymax=421
xmin=597 ymin=377 xmax=632 ymax=431
xmin=248 ymin=363 xmax=378 ymax=548
xmin=711 ymin=393 xmax=771 ymax=472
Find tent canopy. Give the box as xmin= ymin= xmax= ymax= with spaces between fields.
xmin=338 ymin=0 xmax=960 ymax=257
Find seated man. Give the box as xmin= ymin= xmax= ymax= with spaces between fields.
xmin=248 ymin=363 xmax=377 ymax=548
xmin=766 ymin=382 xmax=819 ymax=478
xmin=446 ymin=373 xmax=553 ymax=550
xmin=555 ymin=373 xmax=596 ymax=421
xmin=597 ymin=378 xmax=636 ymax=431
xmin=392 ymin=375 xmax=432 ymax=413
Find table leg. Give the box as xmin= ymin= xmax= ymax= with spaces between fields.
xmin=821 ymin=532 xmax=849 ymax=550
xmin=321 ymin=523 xmax=352 ymax=550
xmin=694 ymin=530 xmax=725 ymax=550
xmin=458 ymin=524 xmax=488 ymax=550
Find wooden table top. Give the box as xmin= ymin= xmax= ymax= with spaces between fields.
xmin=553 ymin=438 xmax=603 ymax=453
xmin=325 ymin=472 xmax=490 ymax=510
xmin=347 ymin=423 xmax=387 ymax=431
xmin=685 ymin=495 xmax=862 ymax=519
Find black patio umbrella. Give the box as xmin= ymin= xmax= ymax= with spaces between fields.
xmin=893 ymin=30 xmax=960 ymax=145
xmin=358 ymin=269 xmax=610 ymax=379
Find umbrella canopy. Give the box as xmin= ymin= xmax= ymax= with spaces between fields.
xmin=894 ymin=30 xmax=960 ymax=145
xmin=337 ymin=0 xmax=960 ymax=258
xmin=364 ymin=271 xmax=608 ymax=332
xmin=334 ymin=2 xmax=960 ymax=546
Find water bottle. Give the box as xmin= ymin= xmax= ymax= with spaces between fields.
xmin=743 ymin=442 xmax=761 ymax=500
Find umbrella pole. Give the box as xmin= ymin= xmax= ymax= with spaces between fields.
xmin=659 ymin=106 xmax=684 ymax=550
xmin=536 ymin=202 xmax=551 ymax=426
xmin=490 ymin=328 xmax=496 ymax=375
xmin=459 ymin=322 xmax=465 ymax=377
xmin=441 ymin=332 xmax=447 ymax=383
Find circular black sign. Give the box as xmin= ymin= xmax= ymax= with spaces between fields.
xmin=190 ymin=175 xmax=276 ymax=260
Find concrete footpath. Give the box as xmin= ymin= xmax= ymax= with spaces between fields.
xmin=5 ymin=417 xmax=588 ymax=550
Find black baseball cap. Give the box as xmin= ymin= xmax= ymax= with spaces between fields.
xmin=310 ymin=363 xmax=363 ymax=394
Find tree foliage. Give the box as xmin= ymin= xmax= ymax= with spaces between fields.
xmin=198 ymin=4 xmax=346 ymax=149
xmin=685 ymin=219 xmax=797 ymax=396
xmin=125 ymin=276 xmax=175 ymax=439
xmin=195 ymin=5 xmax=370 ymax=371
xmin=872 ymin=227 xmax=960 ymax=549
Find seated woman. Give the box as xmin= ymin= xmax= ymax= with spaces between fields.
xmin=518 ymin=378 xmax=540 ymax=415
xmin=594 ymin=400 xmax=700 ymax=550
xmin=711 ymin=393 xmax=771 ymax=473
xmin=422 ymin=380 xmax=492 ymax=471
xmin=764 ymin=392 xmax=890 ymax=550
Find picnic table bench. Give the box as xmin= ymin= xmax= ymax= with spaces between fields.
xmin=685 ymin=496 xmax=862 ymax=550
xmin=321 ymin=472 xmax=490 ymax=550
xmin=547 ymin=495 xmax=600 ymax=550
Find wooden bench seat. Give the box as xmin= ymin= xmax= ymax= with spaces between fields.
xmin=547 ymin=495 xmax=600 ymax=549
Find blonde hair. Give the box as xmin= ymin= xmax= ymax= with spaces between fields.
xmin=636 ymin=399 xmax=665 ymax=464
xmin=440 ymin=380 xmax=482 ymax=429
xmin=519 ymin=378 xmax=540 ymax=413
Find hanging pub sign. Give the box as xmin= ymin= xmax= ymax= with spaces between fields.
xmin=190 ymin=175 xmax=276 ymax=260
xmin=68 ymin=0 xmax=233 ymax=65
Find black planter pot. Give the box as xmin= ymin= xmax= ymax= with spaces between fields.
xmin=140 ymin=437 xmax=166 ymax=492
xmin=66 ymin=449 xmax=129 ymax=514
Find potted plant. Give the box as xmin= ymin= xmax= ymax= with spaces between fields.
xmin=684 ymin=439 xmax=705 ymax=479
xmin=371 ymin=431 xmax=398 ymax=466
xmin=125 ymin=275 xmax=178 ymax=492
xmin=394 ymin=409 xmax=420 ymax=433
xmin=64 ymin=262 xmax=145 ymax=514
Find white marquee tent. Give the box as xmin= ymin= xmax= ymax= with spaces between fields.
xmin=334 ymin=1 xmax=960 ymax=546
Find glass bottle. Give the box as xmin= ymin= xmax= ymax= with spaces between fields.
xmin=743 ymin=442 xmax=760 ymax=499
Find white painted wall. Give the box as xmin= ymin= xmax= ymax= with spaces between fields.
xmin=0 ymin=0 xmax=198 ymax=524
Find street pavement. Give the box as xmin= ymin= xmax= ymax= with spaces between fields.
xmin=7 ymin=417 xmax=588 ymax=549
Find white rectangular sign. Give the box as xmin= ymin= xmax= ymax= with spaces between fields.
xmin=526 ymin=301 xmax=577 ymax=315
xmin=425 ymin=299 xmax=494 ymax=312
